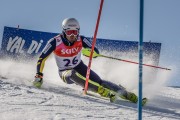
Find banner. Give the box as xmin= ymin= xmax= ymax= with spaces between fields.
xmin=0 ymin=26 xmax=161 ymax=64
xmin=1 ymin=26 xmax=57 ymax=59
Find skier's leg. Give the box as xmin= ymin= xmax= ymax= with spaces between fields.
xmin=72 ymin=71 xmax=116 ymax=98
xmin=73 ymin=61 xmax=115 ymax=97
xmin=60 ymin=69 xmax=114 ymax=98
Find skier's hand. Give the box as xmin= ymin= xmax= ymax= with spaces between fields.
xmin=82 ymin=48 xmax=99 ymax=58
xmin=35 ymin=73 xmax=43 ymax=80
xmin=33 ymin=72 xmax=43 ymax=88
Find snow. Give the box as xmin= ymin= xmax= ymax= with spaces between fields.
xmin=0 ymin=56 xmax=180 ymax=120
xmin=0 ymin=78 xmax=180 ymax=120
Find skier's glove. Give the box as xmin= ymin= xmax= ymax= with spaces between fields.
xmin=82 ymin=48 xmax=99 ymax=58
xmin=33 ymin=72 xmax=43 ymax=88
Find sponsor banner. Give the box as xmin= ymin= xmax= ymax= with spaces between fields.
xmin=1 ymin=26 xmax=161 ymax=64
xmin=1 ymin=26 xmax=57 ymax=59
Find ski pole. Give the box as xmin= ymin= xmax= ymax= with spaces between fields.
xmin=84 ymin=0 xmax=104 ymax=94
xmin=96 ymin=54 xmax=171 ymax=71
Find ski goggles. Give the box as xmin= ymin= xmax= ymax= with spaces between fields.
xmin=65 ymin=30 xmax=79 ymax=36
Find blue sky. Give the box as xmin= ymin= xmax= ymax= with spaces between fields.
xmin=0 ymin=0 xmax=180 ymax=86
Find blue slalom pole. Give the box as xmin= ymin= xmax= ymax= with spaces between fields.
xmin=138 ymin=0 xmax=144 ymax=120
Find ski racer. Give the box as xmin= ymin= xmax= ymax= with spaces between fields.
xmin=33 ymin=18 xmax=146 ymax=105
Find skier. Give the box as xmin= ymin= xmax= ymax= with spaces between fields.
xmin=33 ymin=18 xmax=146 ymax=105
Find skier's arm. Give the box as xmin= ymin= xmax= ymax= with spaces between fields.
xmin=36 ymin=38 xmax=56 ymax=75
xmin=81 ymin=36 xmax=99 ymax=57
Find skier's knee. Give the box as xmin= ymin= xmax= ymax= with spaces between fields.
xmin=59 ymin=70 xmax=75 ymax=84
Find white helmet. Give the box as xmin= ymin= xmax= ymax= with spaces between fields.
xmin=62 ymin=18 xmax=80 ymax=31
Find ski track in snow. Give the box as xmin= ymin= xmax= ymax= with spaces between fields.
xmin=0 ymin=77 xmax=180 ymax=120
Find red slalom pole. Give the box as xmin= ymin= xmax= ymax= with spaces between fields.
xmin=84 ymin=0 xmax=104 ymax=94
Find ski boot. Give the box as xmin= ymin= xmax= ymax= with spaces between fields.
xmin=126 ymin=92 xmax=147 ymax=106
xmin=126 ymin=92 xmax=138 ymax=103
xmin=97 ymin=85 xmax=116 ymax=102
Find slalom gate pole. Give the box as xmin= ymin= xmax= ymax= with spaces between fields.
xmin=138 ymin=0 xmax=144 ymax=120
xmin=84 ymin=0 xmax=104 ymax=94
xmin=97 ymin=54 xmax=171 ymax=70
